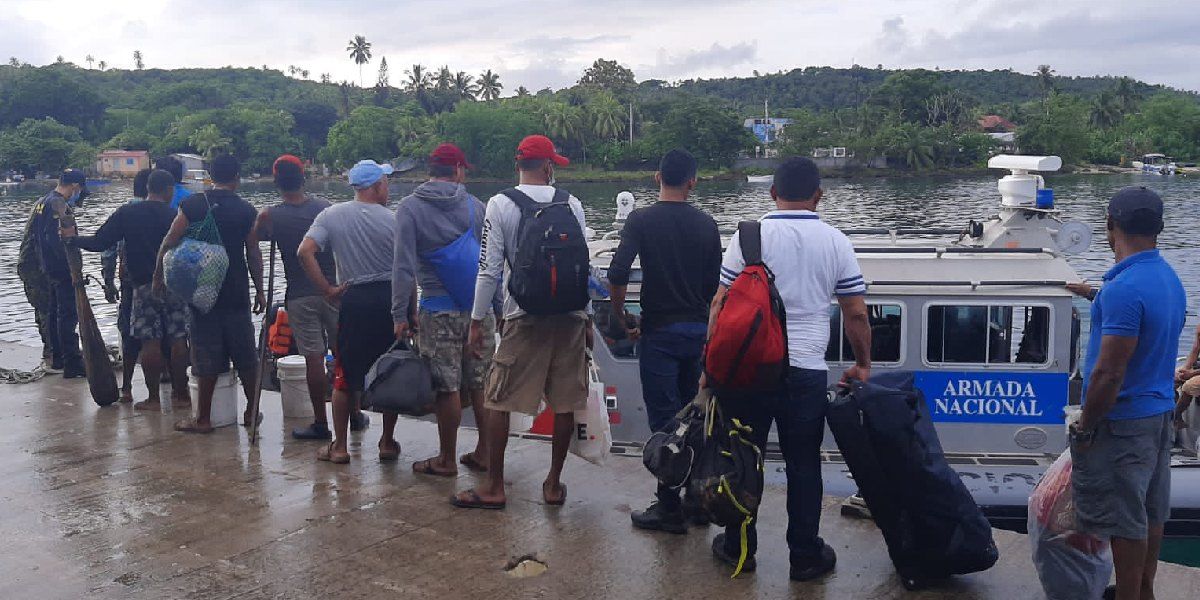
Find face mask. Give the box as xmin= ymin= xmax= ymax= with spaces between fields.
xmin=67 ymin=189 xmax=82 ymax=206
xmin=547 ymin=166 xmax=556 ymax=186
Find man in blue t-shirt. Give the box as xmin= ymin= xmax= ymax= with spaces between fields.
xmin=1069 ymin=186 xmax=1185 ymax=600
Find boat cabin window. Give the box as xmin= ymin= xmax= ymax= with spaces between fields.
xmin=826 ymin=303 xmax=903 ymax=364
xmin=925 ymin=304 xmax=1051 ymax=366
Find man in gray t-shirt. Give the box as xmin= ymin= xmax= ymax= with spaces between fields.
xmin=254 ymin=155 xmax=341 ymax=440
xmin=299 ymin=159 xmax=399 ymax=465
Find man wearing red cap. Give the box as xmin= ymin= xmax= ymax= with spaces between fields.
xmin=392 ymin=143 xmax=500 ymax=476
xmin=453 ymin=135 xmax=592 ymax=510
xmin=253 ymin=155 xmax=348 ymax=440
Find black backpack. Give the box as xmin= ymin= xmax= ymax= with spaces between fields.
xmin=502 ymin=188 xmax=590 ymax=315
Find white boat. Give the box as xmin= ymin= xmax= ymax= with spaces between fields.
xmin=585 ymin=154 xmax=1200 ymax=537
xmin=184 ymin=169 xmax=211 ymax=188
xmin=1132 ymin=153 xmax=1177 ymax=175
xmin=746 ymin=174 xmax=774 ymax=184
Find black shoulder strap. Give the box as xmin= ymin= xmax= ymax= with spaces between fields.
xmin=738 ymin=221 xmax=763 ymax=266
xmin=551 ymin=188 xmax=569 ymax=205
xmin=501 ymin=188 xmax=538 ymax=213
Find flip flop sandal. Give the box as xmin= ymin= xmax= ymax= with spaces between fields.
xmin=450 ymin=489 xmax=506 ymax=510
xmin=242 ymin=412 xmax=265 ymax=428
xmin=413 ymin=459 xmax=457 ymax=477
xmin=317 ymin=442 xmax=350 ymax=464
xmin=459 ymin=453 xmax=488 ymax=473
xmin=543 ymin=483 xmax=568 ymax=506
xmin=378 ymin=442 xmax=401 ymax=462
xmin=174 ymin=418 xmax=214 ymax=434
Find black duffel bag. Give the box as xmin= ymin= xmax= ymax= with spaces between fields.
xmin=362 ymin=340 xmax=435 ymax=416
xmin=828 ymin=375 xmax=999 ymax=590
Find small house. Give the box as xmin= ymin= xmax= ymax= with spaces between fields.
xmin=978 ymin=115 xmax=1016 ymax=133
xmin=95 ymin=150 xmax=150 ymax=176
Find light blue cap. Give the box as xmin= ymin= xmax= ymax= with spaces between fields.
xmin=347 ymin=159 xmax=394 ymax=188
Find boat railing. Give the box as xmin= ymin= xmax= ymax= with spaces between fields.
xmin=866 ymin=279 xmax=1068 ymax=289
xmin=854 ymin=246 xmax=1054 ymax=256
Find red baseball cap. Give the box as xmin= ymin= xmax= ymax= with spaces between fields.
xmin=273 ymin=154 xmax=304 ymax=175
xmin=429 ymin=143 xmax=473 ymax=170
xmin=516 ymin=135 xmax=569 ymax=166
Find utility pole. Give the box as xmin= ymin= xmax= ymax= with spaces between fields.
xmin=629 ymin=103 xmax=634 ymax=144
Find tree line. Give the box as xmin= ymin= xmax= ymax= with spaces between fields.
xmin=1 ymin=54 xmax=1198 ymax=177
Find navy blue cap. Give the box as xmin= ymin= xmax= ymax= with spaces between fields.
xmin=60 ymin=169 xmax=87 ymax=185
xmin=1108 ymin=186 xmax=1163 ymax=234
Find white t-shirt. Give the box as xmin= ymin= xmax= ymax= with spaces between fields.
xmin=471 ymin=184 xmax=587 ymax=320
xmin=720 ymin=210 xmax=865 ymax=370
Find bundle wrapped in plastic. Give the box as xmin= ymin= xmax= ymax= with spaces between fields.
xmin=1028 ymin=450 xmax=1113 ymax=600
xmin=163 ymin=197 xmax=228 ymax=314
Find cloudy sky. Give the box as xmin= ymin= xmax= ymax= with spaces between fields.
xmin=6 ymin=0 xmax=1200 ymax=92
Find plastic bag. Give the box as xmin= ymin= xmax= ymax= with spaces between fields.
xmin=569 ymin=363 xmax=612 ymax=465
xmin=1028 ymin=450 xmax=1113 ymax=600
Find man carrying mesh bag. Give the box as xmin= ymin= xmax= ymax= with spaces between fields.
xmin=155 ymin=154 xmax=266 ymax=433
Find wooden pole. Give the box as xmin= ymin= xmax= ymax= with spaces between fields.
xmin=248 ymin=240 xmax=276 ymax=445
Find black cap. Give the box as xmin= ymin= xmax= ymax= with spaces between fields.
xmin=1107 ymin=186 xmax=1163 ymax=235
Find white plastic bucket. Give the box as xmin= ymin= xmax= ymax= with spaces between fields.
xmin=277 ymin=355 xmax=314 ymax=419
xmin=189 ymin=369 xmax=239 ymax=428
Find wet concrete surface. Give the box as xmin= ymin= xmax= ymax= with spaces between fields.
xmin=1 ymin=342 xmax=1198 ymax=600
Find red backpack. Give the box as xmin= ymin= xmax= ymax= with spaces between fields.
xmin=705 ymin=221 xmax=788 ymax=392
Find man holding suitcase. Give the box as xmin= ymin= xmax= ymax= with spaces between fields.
xmin=1070 ymin=187 xmax=1185 ymax=600
xmin=708 ymin=157 xmax=872 ymax=581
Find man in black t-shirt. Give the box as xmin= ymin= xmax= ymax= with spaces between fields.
xmin=607 ymin=149 xmax=722 ymax=534
xmin=154 ymin=154 xmax=265 ymax=434
xmin=68 ymin=170 xmax=191 ymax=410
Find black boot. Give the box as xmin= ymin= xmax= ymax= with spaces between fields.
xmin=711 ymin=533 xmax=757 ymax=573
xmin=631 ymin=501 xmax=687 ymax=534
xmin=63 ymin=359 xmax=87 ymax=379
xmin=790 ymin=543 xmax=837 ymax=581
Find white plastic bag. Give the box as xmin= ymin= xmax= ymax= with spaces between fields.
xmin=1028 ymin=450 xmax=1113 ymax=600
xmin=569 ymin=363 xmax=612 ymax=465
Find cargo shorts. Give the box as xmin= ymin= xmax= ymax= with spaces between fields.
xmin=484 ymin=312 xmax=589 ymax=416
xmin=417 ymin=310 xmax=495 ymax=395
xmin=1071 ymin=411 xmax=1173 ymax=540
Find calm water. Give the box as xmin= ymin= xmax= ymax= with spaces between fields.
xmin=3 ymin=173 xmax=1196 ymax=352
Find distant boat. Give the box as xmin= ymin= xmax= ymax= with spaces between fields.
xmin=184 ymin=169 xmax=212 ymax=188
xmin=747 ymin=174 xmax=774 ymax=184
xmin=86 ymin=178 xmax=111 ymax=186
xmin=1131 ymin=153 xmax=1176 ymax=175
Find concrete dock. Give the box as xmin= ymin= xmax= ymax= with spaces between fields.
xmin=1 ymin=342 xmax=1197 ymax=600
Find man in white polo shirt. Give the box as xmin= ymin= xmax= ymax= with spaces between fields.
xmin=707 ymin=156 xmax=872 ymax=581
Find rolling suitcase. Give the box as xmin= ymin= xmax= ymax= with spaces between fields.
xmin=827 ymin=375 xmax=999 ymax=590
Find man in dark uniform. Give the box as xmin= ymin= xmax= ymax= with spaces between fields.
xmin=27 ymin=169 xmax=89 ymax=378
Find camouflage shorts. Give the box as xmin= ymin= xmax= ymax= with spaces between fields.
xmin=131 ymin=284 xmax=190 ymax=341
xmin=417 ymin=310 xmax=496 ymax=394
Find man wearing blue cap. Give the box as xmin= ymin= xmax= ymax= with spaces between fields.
xmin=24 ymin=169 xmax=90 ymax=378
xmin=1068 ymin=186 xmax=1185 ymax=600
xmin=299 ymin=159 xmax=401 ymax=464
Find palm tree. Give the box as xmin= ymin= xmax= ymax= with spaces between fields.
xmin=434 ymin=65 xmax=452 ymax=92
xmin=8 ymin=57 xmax=19 ymax=67
xmin=97 ymin=60 xmax=106 ymax=71
xmin=346 ymin=35 xmax=372 ymax=87
xmin=1035 ymin=64 xmax=1055 ymax=99
xmin=587 ymin=94 xmax=626 ymax=140
xmin=85 ymin=55 xmax=94 ymax=69
xmin=320 ymin=73 xmax=331 ymax=84
xmin=1090 ymin=91 xmax=1122 ymax=129
xmin=133 ymin=50 xmax=144 ymax=70
xmin=1113 ymin=77 xmax=1142 ymax=114
xmin=300 ymin=69 xmax=310 ymax=80
xmin=452 ymin=71 xmax=477 ymax=100
xmin=542 ymin=102 xmax=583 ymax=148
xmin=377 ymin=57 xmax=390 ymax=88
xmin=515 ymin=85 xmax=531 ymax=97
xmin=477 ymin=69 xmax=503 ymax=101
xmin=404 ymin=64 xmax=431 ymax=93
xmin=189 ymin=124 xmax=231 ymax=160
xmin=287 ymin=65 xmax=298 ymax=77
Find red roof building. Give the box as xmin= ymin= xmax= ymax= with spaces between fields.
xmin=978 ymin=115 xmax=1016 ymax=133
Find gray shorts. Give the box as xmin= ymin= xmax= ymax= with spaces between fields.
xmin=1071 ymin=411 xmax=1173 ymax=540
xmin=287 ymin=295 xmax=337 ymax=356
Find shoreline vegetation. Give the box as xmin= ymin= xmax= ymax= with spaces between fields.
xmin=2 ymin=54 xmax=1199 ymax=181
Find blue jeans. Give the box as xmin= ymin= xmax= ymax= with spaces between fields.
xmin=721 ymin=367 xmax=828 ymax=562
xmin=638 ymin=321 xmax=707 ymax=509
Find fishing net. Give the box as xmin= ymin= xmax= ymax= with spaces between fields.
xmin=164 ymin=196 xmax=229 ymax=313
